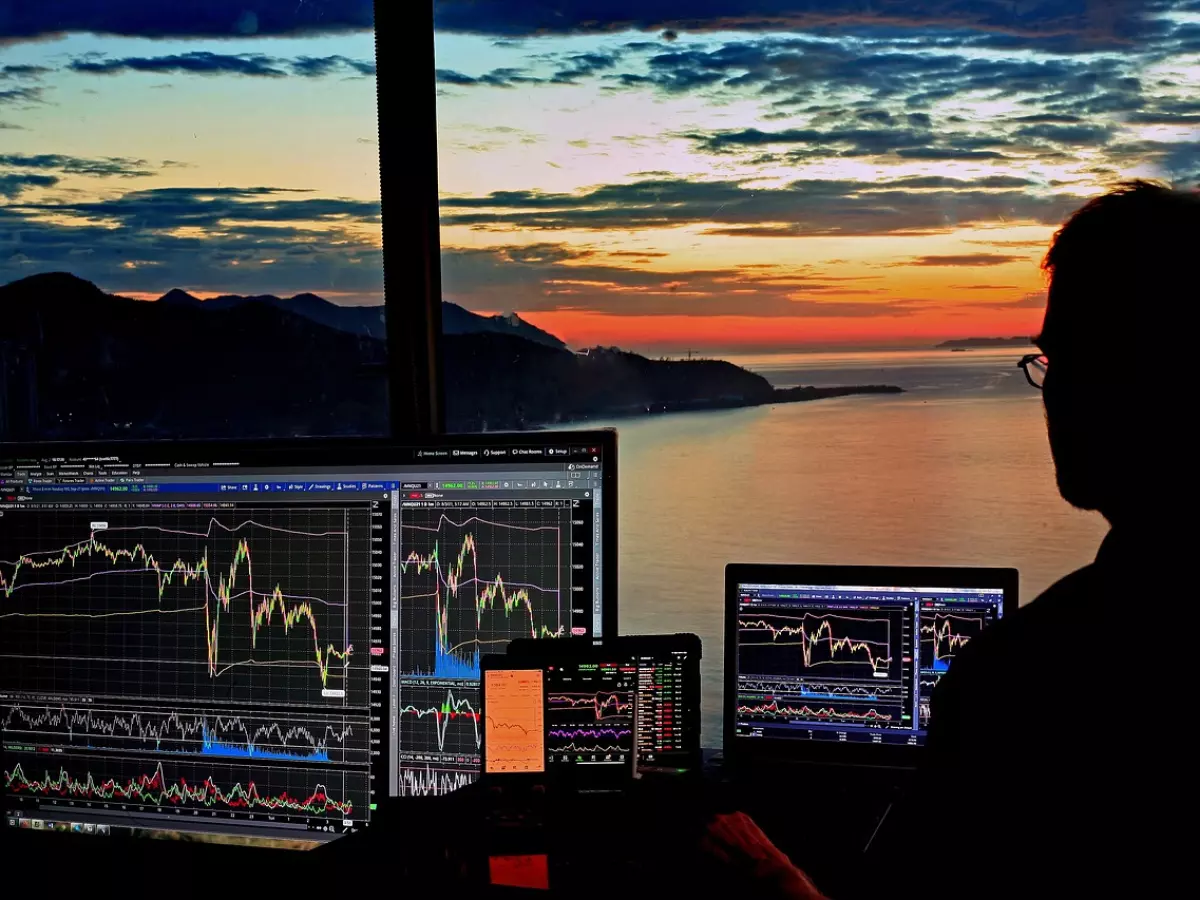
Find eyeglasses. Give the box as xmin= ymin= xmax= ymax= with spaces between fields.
xmin=1018 ymin=353 xmax=1048 ymax=390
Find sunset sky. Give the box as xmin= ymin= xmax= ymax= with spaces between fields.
xmin=433 ymin=0 xmax=1200 ymax=351
xmin=0 ymin=1 xmax=382 ymax=304
xmin=3 ymin=3 xmax=1198 ymax=352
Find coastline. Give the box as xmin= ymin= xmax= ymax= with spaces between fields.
xmin=542 ymin=383 xmax=905 ymax=428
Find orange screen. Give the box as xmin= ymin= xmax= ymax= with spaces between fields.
xmin=484 ymin=669 xmax=545 ymax=773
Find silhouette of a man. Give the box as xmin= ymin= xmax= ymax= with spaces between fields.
xmin=900 ymin=180 xmax=1199 ymax=896
xmin=704 ymin=181 xmax=1199 ymax=899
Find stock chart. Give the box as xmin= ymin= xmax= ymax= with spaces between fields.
xmin=0 ymin=508 xmax=370 ymax=703
xmin=483 ymin=669 xmax=544 ymax=774
xmin=0 ymin=505 xmax=375 ymax=826
xmin=398 ymin=682 xmax=482 ymax=758
xmin=545 ymin=662 xmax=635 ymax=769
xmin=398 ymin=503 xmax=571 ymax=679
xmin=736 ymin=604 xmax=913 ymax=731
xmin=396 ymin=501 xmax=572 ymax=795
xmin=1 ymin=704 xmax=367 ymax=765
xmin=920 ymin=612 xmax=987 ymax=672
xmin=737 ymin=610 xmax=904 ymax=682
xmin=916 ymin=604 xmax=999 ymax=726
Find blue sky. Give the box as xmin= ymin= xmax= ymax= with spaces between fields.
xmin=0 ymin=1 xmax=382 ymax=303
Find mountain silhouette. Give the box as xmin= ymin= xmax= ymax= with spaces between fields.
xmin=1 ymin=272 xmax=386 ymax=440
xmin=441 ymin=335 xmax=901 ymax=431
xmin=1 ymin=272 xmax=900 ymax=439
xmin=441 ymin=301 xmax=566 ymax=349
xmin=152 ymin=287 xmax=386 ymax=339
xmin=158 ymin=288 xmax=202 ymax=307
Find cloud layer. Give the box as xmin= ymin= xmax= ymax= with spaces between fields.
xmin=441 ymin=242 xmax=923 ymax=318
xmin=1 ymin=186 xmax=383 ymax=299
xmin=434 ymin=0 xmax=1171 ymax=50
xmin=441 ymin=176 xmax=1083 ymax=237
xmin=0 ymin=1 xmax=374 ymax=42
xmin=69 ymin=52 xmax=375 ymax=78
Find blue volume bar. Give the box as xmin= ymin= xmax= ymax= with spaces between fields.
xmin=931 ymin=657 xmax=951 ymax=673
xmin=200 ymin=722 xmax=330 ymax=762
xmin=407 ymin=645 xmax=481 ymax=680
xmin=433 ymin=645 xmax=480 ymax=679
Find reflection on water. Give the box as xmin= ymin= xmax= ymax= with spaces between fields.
xmin=587 ymin=349 xmax=1107 ymax=745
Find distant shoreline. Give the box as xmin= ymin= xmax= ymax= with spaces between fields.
xmin=936 ymin=337 xmax=1037 ymax=350
xmin=553 ymin=384 xmax=904 ymax=427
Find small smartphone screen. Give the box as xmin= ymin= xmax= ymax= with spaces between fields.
xmin=484 ymin=669 xmax=545 ymax=774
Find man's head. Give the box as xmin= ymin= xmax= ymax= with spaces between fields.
xmin=1039 ymin=180 xmax=1198 ymax=522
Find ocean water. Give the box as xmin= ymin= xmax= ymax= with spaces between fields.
xmin=586 ymin=348 xmax=1108 ymax=745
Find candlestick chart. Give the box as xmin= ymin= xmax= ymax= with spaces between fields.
xmin=0 ymin=508 xmax=371 ymax=706
xmin=398 ymin=505 xmax=570 ymax=679
xmin=736 ymin=603 xmax=913 ymax=732
xmin=0 ymin=505 xmax=375 ymax=830
xmin=919 ymin=612 xmax=986 ymax=673
xmin=736 ymin=609 xmax=904 ymax=682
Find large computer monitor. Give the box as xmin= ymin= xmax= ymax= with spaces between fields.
xmin=0 ymin=434 xmax=616 ymax=847
xmin=725 ymin=564 xmax=1016 ymax=768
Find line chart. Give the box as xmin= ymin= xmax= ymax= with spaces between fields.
xmin=920 ymin=613 xmax=985 ymax=672
xmin=545 ymin=665 xmax=635 ymax=765
xmin=737 ymin=609 xmax=904 ymax=682
xmin=1 ymin=703 xmax=368 ymax=765
xmin=483 ymin=669 xmax=544 ymax=773
xmin=2 ymin=752 xmax=366 ymax=819
xmin=397 ymin=765 xmax=475 ymax=798
xmin=0 ymin=507 xmax=371 ymax=706
xmin=547 ymin=692 xmax=633 ymax=720
xmin=552 ymin=743 xmax=626 ymax=754
xmin=739 ymin=614 xmax=892 ymax=671
xmin=398 ymin=504 xmax=569 ymax=679
xmin=736 ymin=699 xmax=895 ymax=723
xmin=398 ymin=684 xmax=481 ymax=756
xmin=547 ymin=728 xmax=633 ymax=740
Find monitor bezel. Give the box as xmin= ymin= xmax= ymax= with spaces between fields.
xmin=724 ymin=563 xmax=1018 ymax=771
xmin=0 ymin=431 xmax=617 ymax=642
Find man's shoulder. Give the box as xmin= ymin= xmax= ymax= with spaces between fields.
xmin=938 ymin=564 xmax=1099 ymax=694
xmin=1003 ymin=563 xmax=1102 ymax=636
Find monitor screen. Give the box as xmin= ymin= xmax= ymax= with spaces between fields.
xmin=545 ymin=659 xmax=636 ymax=776
xmin=733 ymin=582 xmax=1003 ymax=748
xmin=0 ymin=434 xmax=613 ymax=845
xmin=505 ymin=633 xmax=701 ymax=780
xmin=482 ymin=669 xmax=545 ymax=775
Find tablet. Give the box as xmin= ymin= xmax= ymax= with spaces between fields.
xmin=505 ymin=634 xmax=703 ymax=781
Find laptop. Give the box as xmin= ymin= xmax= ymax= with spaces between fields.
xmin=721 ymin=564 xmax=1017 ymax=882
xmin=725 ymin=564 xmax=1017 ymax=771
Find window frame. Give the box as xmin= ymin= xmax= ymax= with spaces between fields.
xmin=377 ymin=1 xmax=445 ymax=436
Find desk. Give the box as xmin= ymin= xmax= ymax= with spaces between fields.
xmin=2 ymin=757 xmax=890 ymax=898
